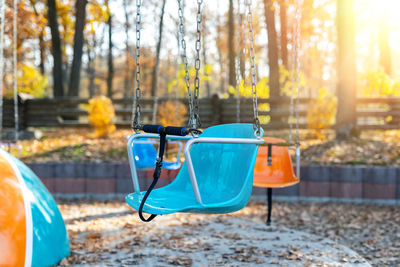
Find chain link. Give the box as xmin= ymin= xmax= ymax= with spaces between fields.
xmin=295 ymin=1 xmax=302 ymax=143
xmin=289 ymin=0 xmax=302 ymax=144
xmin=132 ymin=0 xmax=142 ymax=131
xmin=193 ymin=0 xmax=203 ymax=129
xmin=289 ymin=1 xmax=301 ymax=146
xmin=245 ymin=0 xmax=260 ymax=136
xmin=235 ymin=0 xmax=243 ymax=123
xmin=0 ymin=0 xmax=5 ymax=139
xmin=289 ymin=2 xmax=295 ymax=144
xmin=13 ymin=0 xmax=18 ymax=141
xmin=177 ymin=0 xmax=195 ymax=128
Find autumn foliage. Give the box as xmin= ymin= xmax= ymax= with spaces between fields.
xmin=361 ymin=70 xmax=400 ymax=97
xmin=88 ymin=96 xmax=116 ymax=137
xmin=157 ymin=100 xmax=187 ymax=126
xmin=17 ymin=64 xmax=48 ymax=97
xmin=307 ymin=88 xmax=337 ymax=137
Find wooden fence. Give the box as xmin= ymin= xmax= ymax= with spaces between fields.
xmin=1 ymin=96 xmax=399 ymax=130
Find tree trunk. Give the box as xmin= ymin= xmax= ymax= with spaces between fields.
xmin=123 ymin=0 xmax=132 ymax=96
xmin=228 ymin=0 xmax=236 ymax=89
xmin=86 ymin=39 xmax=96 ymax=98
xmin=279 ymin=0 xmax=288 ymax=68
xmin=31 ymin=1 xmax=46 ymax=74
xmin=202 ymin=13 xmax=211 ymax=97
xmin=68 ymin=0 xmax=88 ymax=97
xmin=47 ymin=0 xmax=64 ymax=97
xmin=378 ymin=15 xmax=391 ymax=76
xmin=216 ymin=3 xmax=225 ymax=94
xmin=238 ymin=10 xmax=245 ymax=82
xmin=264 ymin=0 xmax=280 ymax=97
xmin=107 ymin=14 xmax=114 ymax=98
xmin=150 ymin=0 xmax=166 ymax=122
xmin=150 ymin=0 xmax=166 ymax=97
xmin=38 ymin=31 xmax=46 ymax=75
xmin=264 ymin=0 xmax=280 ymax=122
xmin=336 ymin=0 xmax=357 ymax=139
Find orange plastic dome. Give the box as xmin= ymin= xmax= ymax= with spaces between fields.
xmin=253 ymin=137 xmax=299 ymax=188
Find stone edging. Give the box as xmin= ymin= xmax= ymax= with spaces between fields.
xmin=26 ymin=162 xmax=400 ymax=202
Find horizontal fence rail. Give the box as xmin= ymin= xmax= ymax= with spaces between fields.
xmin=1 ymin=96 xmax=400 ymax=130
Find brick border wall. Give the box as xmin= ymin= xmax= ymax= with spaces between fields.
xmin=26 ymin=162 xmax=400 ymax=202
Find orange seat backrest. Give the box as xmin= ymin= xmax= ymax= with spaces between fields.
xmin=253 ymin=137 xmax=299 ymax=188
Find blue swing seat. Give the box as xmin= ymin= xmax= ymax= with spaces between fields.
xmin=126 ymin=123 xmax=263 ymax=215
xmin=131 ymin=138 xmax=181 ymax=170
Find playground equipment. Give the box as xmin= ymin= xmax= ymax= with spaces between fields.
xmin=127 ymin=0 xmax=184 ymax=172
xmin=0 ymin=1 xmax=69 ymax=265
xmin=252 ymin=0 xmax=302 ymax=225
xmin=126 ymin=124 xmax=263 ymax=217
xmin=254 ymin=138 xmax=300 ymax=224
xmin=0 ymin=0 xmax=21 ymax=156
xmin=126 ymin=0 xmax=264 ymax=222
xmin=254 ymin=138 xmax=299 ymax=189
xmin=0 ymin=149 xmax=70 ymax=266
xmin=130 ymin=138 xmax=182 ymax=170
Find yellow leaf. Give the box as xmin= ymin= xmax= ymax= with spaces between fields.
xmin=88 ymin=96 xmax=116 ymax=138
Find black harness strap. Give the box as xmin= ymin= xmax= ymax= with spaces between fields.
xmin=138 ymin=130 xmax=166 ymax=222
xmin=136 ymin=125 xmax=201 ymax=222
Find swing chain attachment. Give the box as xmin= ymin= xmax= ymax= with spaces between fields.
xmin=245 ymin=0 xmax=261 ymax=137
xmin=235 ymin=0 xmax=243 ymax=123
xmin=193 ymin=0 xmax=203 ymax=129
xmin=132 ymin=0 xmax=142 ymax=133
xmin=177 ymin=0 xmax=195 ymax=129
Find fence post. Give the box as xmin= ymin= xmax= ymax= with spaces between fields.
xmin=389 ymin=101 xmax=400 ymax=126
xmin=19 ymin=96 xmax=26 ymax=131
xmin=211 ymin=94 xmax=221 ymax=125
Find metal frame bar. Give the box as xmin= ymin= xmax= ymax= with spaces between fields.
xmin=261 ymin=142 xmax=301 ymax=179
xmin=126 ymin=133 xmax=193 ymax=193
xmin=131 ymin=139 xmax=183 ymax=168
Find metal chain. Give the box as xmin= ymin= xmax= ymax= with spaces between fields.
xmin=289 ymin=1 xmax=296 ymax=144
xmin=177 ymin=0 xmax=195 ymax=128
xmin=174 ymin=12 xmax=181 ymax=121
xmin=295 ymin=1 xmax=302 ymax=143
xmin=245 ymin=0 xmax=260 ymax=136
xmin=235 ymin=56 xmax=241 ymax=123
xmin=13 ymin=0 xmax=18 ymax=141
xmin=0 ymin=0 xmax=5 ymax=141
xmin=132 ymin=0 xmax=141 ymax=131
xmin=193 ymin=0 xmax=203 ymax=129
xmin=235 ymin=0 xmax=243 ymax=123
xmin=289 ymin=0 xmax=302 ymax=144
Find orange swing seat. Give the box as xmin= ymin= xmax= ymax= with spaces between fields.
xmin=253 ymin=137 xmax=299 ymax=188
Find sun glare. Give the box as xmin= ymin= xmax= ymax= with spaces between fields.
xmin=367 ymin=0 xmax=400 ymax=25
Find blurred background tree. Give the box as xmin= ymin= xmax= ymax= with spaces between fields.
xmin=0 ymin=0 xmax=399 ymax=138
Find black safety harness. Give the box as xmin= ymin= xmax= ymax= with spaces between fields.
xmin=135 ymin=124 xmax=201 ymax=222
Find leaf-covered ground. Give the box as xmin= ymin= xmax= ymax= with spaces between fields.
xmin=58 ymin=200 xmax=400 ymax=266
xmin=300 ymin=130 xmax=400 ymax=166
xmin=6 ymin=128 xmax=400 ymax=166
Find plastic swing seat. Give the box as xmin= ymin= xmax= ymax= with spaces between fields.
xmin=253 ymin=137 xmax=299 ymax=188
xmin=126 ymin=123 xmax=264 ymax=215
xmin=130 ymin=138 xmax=182 ymax=170
xmin=0 ymin=149 xmax=70 ymax=266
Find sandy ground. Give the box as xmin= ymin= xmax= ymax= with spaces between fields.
xmin=57 ymin=200 xmax=400 ymax=266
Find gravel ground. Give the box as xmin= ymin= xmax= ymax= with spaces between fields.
xmin=57 ymin=200 xmax=400 ymax=266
